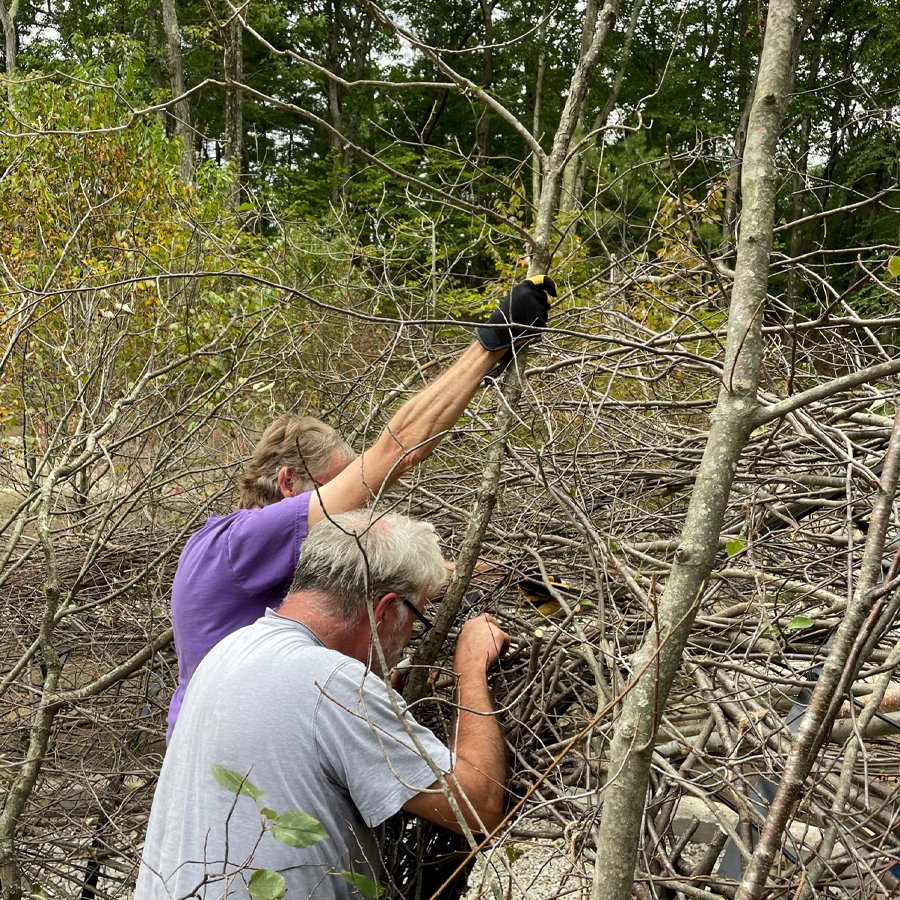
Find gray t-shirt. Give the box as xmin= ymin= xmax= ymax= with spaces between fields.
xmin=135 ymin=610 xmax=452 ymax=899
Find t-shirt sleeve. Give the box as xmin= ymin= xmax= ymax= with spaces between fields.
xmin=226 ymin=492 xmax=312 ymax=597
xmin=314 ymin=662 xmax=453 ymax=828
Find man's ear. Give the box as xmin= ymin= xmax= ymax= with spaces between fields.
xmin=277 ymin=466 xmax=297 ymax=498
xmin=373 ymin=592 xmax=397 ymax=625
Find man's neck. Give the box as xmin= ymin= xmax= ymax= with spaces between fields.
xmin=278 ymin=592 xmax=370 ymax=662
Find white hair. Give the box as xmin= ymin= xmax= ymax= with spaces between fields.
xmin=288 ymin=510 xmax=447 ymax=622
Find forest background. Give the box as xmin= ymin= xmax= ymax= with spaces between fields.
xmin=0 ymin=0 xmax=899 ymax=898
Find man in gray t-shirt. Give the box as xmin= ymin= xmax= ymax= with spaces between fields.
xmin=136 ymin=510 xmax=509 ymax=899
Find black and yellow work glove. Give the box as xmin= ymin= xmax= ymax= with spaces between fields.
xmin=476 ymin=275 xmax=556 ymax=352
xmin=518 ymin=572 xmax=575 ymax=617
xmin=476 ymin=275 xmax=556 ymax=380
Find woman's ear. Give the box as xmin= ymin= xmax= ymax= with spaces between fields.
xmin=277 ymin=466 xmax=297 ymax=498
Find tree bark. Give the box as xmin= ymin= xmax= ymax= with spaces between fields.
xmin=223 ymin=10 xmax=243 ymax=209
xmin=160 ymin=0 xmax=194 ymax=182
xmin=590 ymin=3 xmax=798 ymax=898
xmin=0 ymin=0 xmax=15 ymax=74
xmin=325 ymin=0 xmax=344 ymax=204
xmin=721 ymin=82 xmax=755 ymax=249
xmin=0 ymin=0 xmax=19 ymax=101
xmin=559 ymin=0 xmax=599 ymax=210
xmin=530 ymin=0 xmax=550 ymax=206
xmin=473 ymin=0 xmax=494 ymax=167
xmin=784 ymin=1 xmax=823 ymax=306
xmin=570 ymin=0 xmax=645 ymax=210
xmin=531 ymin=0 xmax=619 ymax=267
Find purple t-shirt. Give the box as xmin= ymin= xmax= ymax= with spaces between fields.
xmin=166 ymin=491 xmax=312 ymax=740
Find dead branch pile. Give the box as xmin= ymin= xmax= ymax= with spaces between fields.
xmin=401 ymin=307 xmax=900 ymax=899
xmin=2 ymin=298 xmax=900 ymax=900
xmin=0 ymin=526 xmax=179 ymax=897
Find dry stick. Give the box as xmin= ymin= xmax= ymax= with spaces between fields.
xmin=589 ymin=3 xmax=799 ymax=897
xmin=735 ymin=405 xmax=900 ymax=900
xmin=404 ymin=346 xmax=529 ymax=704
xmin=794 ymin=630 xmax=900 ymax=899
xmin=522 ymin=544 xmax=610 ymax=706
xmin=700 ymin=668 xmax=900 ymax=843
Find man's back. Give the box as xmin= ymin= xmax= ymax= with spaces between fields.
xmin=167 ymin=493 xmax=312 ymax=739
xmin=138 ymin=610 xmax=450 ymax=899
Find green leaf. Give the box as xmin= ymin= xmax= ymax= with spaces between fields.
xmin=888 ymin=256 xmax=900 ymax=278
xmin=725 ymin=538 xmax=746 ymax=557
xmin=338 ymin=871 xmax=384 ymax=898
xmin=786 ymin=615 xmax=815 ymax=631
xmin=260 ymin=807 xmax=279 ymax=821
xmin=504 ymin=845 xmax=525 ymax=863
xmin=272 ymin=810 xmax=328 ymax=848
xmin=247 ymin=869 xmax=286 ymax=900
xmin=211 ymin=764 xmax=264 ymax=801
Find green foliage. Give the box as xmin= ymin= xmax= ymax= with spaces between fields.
xmin=211 ymin=765 xmax=265 ymax=800
xmin=0 ymin=61 xmax=297 ymax=450
xmin=725 ymin=538 xmax=746 ymax=557
xmin=247 ymin=869 xmax=287 ymax=900
xmin=211 ymin=763 xmax=330 ymax=849
xmin=786 ymin=615 xmax=816 ymax=631
xmin=271 ymin=811 xmax=329 ymax=848
xmin=6 ymin=0 xmax=892 ymax=317
xmin=212 ymin=764 xmax=347 ymax=895
xmin=505 ymin=844 xmax=526 ymax=863
xmin=338 ymin=870 xmax=385 ymax=898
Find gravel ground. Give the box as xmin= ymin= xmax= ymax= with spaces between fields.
xmin=463 ymin=837 xmax=591 ymax=899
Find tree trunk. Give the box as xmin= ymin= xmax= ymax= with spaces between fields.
xmin=336 ymin=4 xmax=375 ymax=198
xmin=530 ymin=0 xmax=551 ymax=206
xmin=532 ymin=0 xmax=619 ymax=266
xmin=559 ymin=0 xmax=598 ymax=210
xmin=160 ymin=0 xmax=193 ymax=182
xmin=721 ymin=82 xmax=755 ymax=250
xmin=0 ymin=0 xmax=16 ymax=75
xmin=472 ymin=0 xmax=494 ymax=168
xmin=325 ymin=0 xmax=344 ymax=205
xmin=566 ymin=0 xmax=646 ymax=222
xmin=405 ymin=0 xmax=621 ymax=703
xmin=0 ymin=0 xmax=19 ymax=101
xmin=223 ymin=11 xmax=243 ymax=209
xmin=785 ymin=1 xmax=824 ymax=307
xmin=590 ymin=3 xmax=798 ymax=898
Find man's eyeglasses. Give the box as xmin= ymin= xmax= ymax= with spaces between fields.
xmin=398 ymin=596 xmax=433 ymax=639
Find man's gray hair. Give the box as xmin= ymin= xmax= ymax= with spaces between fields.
xmin=288 ymin=510 xmax=447 ymax=622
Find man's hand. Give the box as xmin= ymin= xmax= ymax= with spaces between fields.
xmin=454 ymin=613 xmax=510 ymax=675
xmin=444 ymin=557 xmax=505 ymax=588
xmin=475 ymin=275 xmax=556 ymax=353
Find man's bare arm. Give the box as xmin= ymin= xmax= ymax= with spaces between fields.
xmin=402 ymin=614 xmax=508 ymax=834
xmin=308 ymin=342 xmax=504 ymax=528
